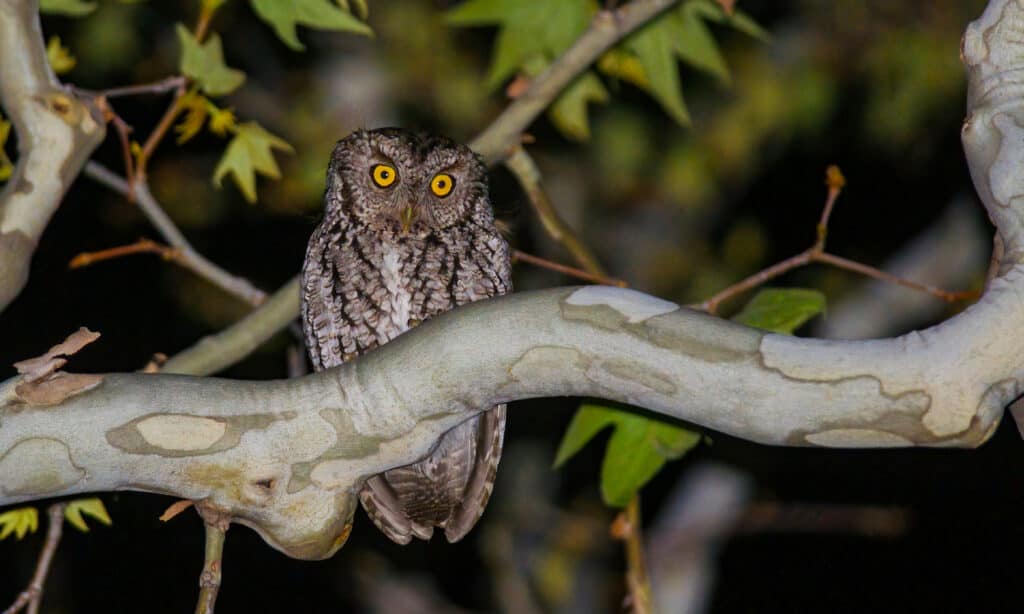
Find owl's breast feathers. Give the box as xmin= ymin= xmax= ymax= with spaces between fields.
xmin=301 ymin=208 xmax=511 ymax=544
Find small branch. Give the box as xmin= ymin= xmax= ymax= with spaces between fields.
xmin=612 ymin=496 xmax=653 ymax=614
xmin=194 ymin=506 xmax=229 ymax=614
xmin=512 ymin=249 xmax=625 ymax=286
xmin=74 ymin=76 xmax=187 ymax=100
xmin=698 ymin=166 xmax=977 ymax=314
xmin=3 ymin=503 xmax=67 ymax=614
xmin=69 ymin=238 xmax=179 ymax=269
xmin=505 ymin=147 xmax=607 ymax=275
xmin=82 ymin=161 xmax=267 ymax=307
xmin=161 ymin=276 xmax=299 ymax=376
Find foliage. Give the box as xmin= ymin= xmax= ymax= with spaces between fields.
xmin=0 ymin=508 xmax=38 ymax=541
xmin=0 ymin=114 xmax=11 ymax=182
xmin=39 ymin=0 xmax=96 ymax=17
xmin=732 ymin=288 xmax=827 ymax=333
xmin=447 ymin=0 xmax=766 ymax=139
xmin=249 ymin=0 xmax=373 ymax=50
xmin=46 ymin=36 xmax=77 ymax=74
xmin=175 ymin=25 xmax=245 ymax=97
xmin=213 ymin=122 xmax=294 ymax=204
xmin=555 ymin=402 xmax=701 ymax=506
xmin=63 ymin=498 xmax=113 ymax=532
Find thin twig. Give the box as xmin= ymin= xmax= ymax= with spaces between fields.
xmin=194 ymin=513 xmax=228 ymax=614
xmin=68 ymin=238 xmax=179 ymax=269
xmin=82 ymin=161 xmax=267 ymax=307
xmin=74 ymin=76 xmax=186 ymax=100
xmin=512 ymin=249 xmax=626 ymax=286
xmin=3 ymin=503 xmax=67 ymax=614
xmin=815 ymin=252 xmax=979 ymax=303
xmin=505 ymin=147 xmax=607 ymax=275
xmin=698 ymin=166 xmax=978 ymax=314
xmin=611 ymin=496 xmax=653 ymax=614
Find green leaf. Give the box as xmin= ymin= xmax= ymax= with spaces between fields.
xmin=39 ymin=0 xmax=97 ymax=16
xmin=446 ymin=0 xmax=596 ymax=90
xmin=0 ymin=115 xmax=13 ymax=183
xmin=689 ymin=0 xmax=771 ymax=42
xmin=213 ymin=121 xmax=294 ymax=203
xmin=548 ymin=71 xmax=609 ymax=141
xmin=674 ymin=4 xmax=730 ymax=83
xmin=0 ymin=507 xmax=38 ymax=541
xmin=249 ymin=0 xmax=372 ymax=51
xmin=553 ymin=403 xmax=619 ymax=468
xmin=64 ymin=498 xmax=112 ymax=533
xmin=555 ymin=402 xmax=701 ymax=507
xmin=601 ymin=411 xmax=700 ymax=506
xmin=732 ymin=288 xmax=826 ymax=334
xmin=623 ymin=15 xmax=690 ymax=125
xmin=176 ymin=25 xmax=246 ymax=97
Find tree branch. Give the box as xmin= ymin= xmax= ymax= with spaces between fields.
xmin=0 ymin=0 xmax=1021 ymax=574
xmin=82 ymin=161 xmax=267 ymax=307
xmin=0 ymin=0 xmax=106 ymax=313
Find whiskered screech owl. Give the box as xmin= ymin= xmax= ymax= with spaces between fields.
xmin=301 ymin=128 xmax=512 ymax=544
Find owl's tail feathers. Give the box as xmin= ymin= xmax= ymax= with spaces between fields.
xmin=357 ymin=405 xmax=507 ymax=545
xmin=443 ymin=404 xmax=506 ymax=542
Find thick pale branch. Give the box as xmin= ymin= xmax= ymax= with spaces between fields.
xmin=1 ymin=0 xmax=1023 ymax=567
xmin=1 ymin=269 xmax=1020 ymax=557
xmin=0 ymin=0 xmax=106 ymax=312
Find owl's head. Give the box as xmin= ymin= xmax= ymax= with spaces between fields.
xmin=324 ymin=128 xmax=491 ymax=236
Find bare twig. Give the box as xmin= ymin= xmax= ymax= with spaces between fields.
xmin=512 ymin=249 xmax=626 ymax=286
xmin=82 ymin=161 xmax=267 ymax=307
xmin=68 ymin=238 xmax=179 ymax=269
xmin=3 ymin=503 xmax=67 ymax=614
xmin=74 ymin=76 xmax=186 ymax=100
xmin=698 ymin=166 xmax=979 ymax=314
xmin=505 ymin=147 xmax=607 ymax=275
xmin=611 ymin=496 xmax=653 ymax=614
xmin=194 ymin=507 xmax=229 ymax=614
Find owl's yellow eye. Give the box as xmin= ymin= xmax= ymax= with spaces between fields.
xmin=430 ymin=173 xmax=454 ymax=197
xmin=371 ymin=164 xmax=397 ymax=188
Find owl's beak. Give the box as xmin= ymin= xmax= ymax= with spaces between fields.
xmin=398 ymin=205 xmax=417 ymax=234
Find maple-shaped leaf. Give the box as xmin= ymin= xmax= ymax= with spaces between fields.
xmin=213 ymin=121 xmax=294 ymax=203
xmin=0 ymin=507 xmax=39 ymax=541
xmin=249 ymin=0 xmax=372 ymax=51
xmin=548 ymin=71 xmax=609 ymax=141
xmin=64 ymin=498 xmax=113 ymax=532
xmin=446 ymin=0 xmax=596 ymax=90
xmin=176 ymin=24 xmax=246 ymax=97
xmin=555 ymin=402 xmax=701 ymax=507
xmin=39 ymin=0 xmax=96 ymax=16
xmin=46 ymin=36 xmax=77 ymax=75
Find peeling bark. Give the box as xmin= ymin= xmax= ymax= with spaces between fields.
xmin=1 ymin=1 xmax=1023 ymax=561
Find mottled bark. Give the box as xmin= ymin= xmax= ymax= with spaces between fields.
xmin=1 ymin=1 xmax=1022 ymax=561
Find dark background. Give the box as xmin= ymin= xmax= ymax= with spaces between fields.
xmin=3 ymin=1 xmax=1018 ymax=612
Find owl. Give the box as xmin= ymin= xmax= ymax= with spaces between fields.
xmin=300 ymin=128 xmax=512 ymax=544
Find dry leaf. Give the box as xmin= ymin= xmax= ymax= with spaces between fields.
xmin=160 ymin=500 xmax=194 ymax=522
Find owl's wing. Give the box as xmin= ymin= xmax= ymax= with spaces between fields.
xmin=442 ymin=403 xmax=506 ymax=541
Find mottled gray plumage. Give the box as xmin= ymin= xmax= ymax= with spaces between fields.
xmin=301 ymin=128 xmax=511 ymax=544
